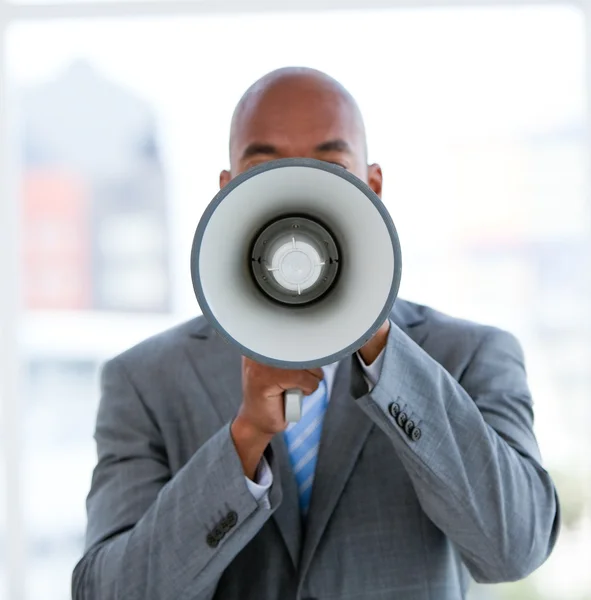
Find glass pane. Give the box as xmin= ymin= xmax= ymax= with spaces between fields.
xmin=5 ymin=6 xmax=590 ymax=600
xmin=23 ymin=359 xmax=98 ymax=600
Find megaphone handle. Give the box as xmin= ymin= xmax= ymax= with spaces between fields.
xmin=284 ymin=389 xmax=304 ymax=423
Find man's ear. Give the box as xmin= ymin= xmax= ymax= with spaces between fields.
xmin=219 ymin=169 xmax=231 ymax=190
xmin=367 ymin=163 xmax=383 ymax=198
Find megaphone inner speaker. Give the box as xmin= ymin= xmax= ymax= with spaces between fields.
xmin=250 ymin=215 xmax=340 ymax=306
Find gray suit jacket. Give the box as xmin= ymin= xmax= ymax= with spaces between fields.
xmin=72 ymin=299 xmax=560 ymax=600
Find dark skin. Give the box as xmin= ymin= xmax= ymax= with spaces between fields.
xmin=222 ymin=68 xmax=390 ymax=479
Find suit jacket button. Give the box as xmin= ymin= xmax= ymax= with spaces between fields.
xmin=220 ymin=518 xmax=231 ymax=533
xmin=411 ymin=427 xmax=422 ymax=442
xmin=404 ymin=419 xmax=415 ymax=436
xmin=212 ymin=526 xmax=225 ymax=541
xmin=206 ymin=533 xmax=219 ymax=548
xmin=397 ymin=412 xmax=408 ymax=428
xmin=388 ymin=402 xmax=401 ymax=418
xmin=227 ymin=510 xmax=238 ymax=527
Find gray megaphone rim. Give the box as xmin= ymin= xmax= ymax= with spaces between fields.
xmin=190 ymin=157 xmax=402 ymax=369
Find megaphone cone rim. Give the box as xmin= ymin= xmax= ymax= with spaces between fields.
xmin=191 ymin=157 xmax=402 ymax=369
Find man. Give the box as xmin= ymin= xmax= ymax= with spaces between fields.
xmin=72 ymin=67 xmax=560 ymax=600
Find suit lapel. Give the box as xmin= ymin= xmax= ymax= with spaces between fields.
xmin=299 ymin=357 xmax=374 ymax=579
xmin=268 ymin=435 xmax=303 ymax=569
xmin=391 ymin=299 xmax=430 ymax=347
xmin=184 ymin=330 xmax=243 ymax=425
xmin=185 ymin=326 xmax=303 ymax=569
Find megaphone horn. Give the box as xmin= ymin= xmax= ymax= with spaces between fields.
xmin=191 ymin=158 xmax=402 ymax=422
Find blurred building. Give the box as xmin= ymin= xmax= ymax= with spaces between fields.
xmin=20 ymin=60 xmax=171 ymax=313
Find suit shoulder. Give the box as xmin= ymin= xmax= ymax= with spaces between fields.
xmin=400 ymin=301 xmax=524 ymax=376
xmin=110 ymin=315 xmax=210 ymax=368
xmin=405 ymin=300 xmax=517 ymax=346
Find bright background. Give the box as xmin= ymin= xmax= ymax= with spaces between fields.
xmin=1 ymin=1 xmax=590 ymax=599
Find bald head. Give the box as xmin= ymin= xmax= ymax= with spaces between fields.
xmin=221 ymin=67 xmax=382 ymax=196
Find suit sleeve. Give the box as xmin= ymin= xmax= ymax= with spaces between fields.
xmin=72 ymin=357 xmax=282 ymax=600
xmin=356 ymin=322 xmax=560 ymax=584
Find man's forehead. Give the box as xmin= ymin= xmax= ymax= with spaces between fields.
xmin=234 ymin=104 xmax=358 ymax=143
xmin=232 ymin=92 xmax=363 ymax=150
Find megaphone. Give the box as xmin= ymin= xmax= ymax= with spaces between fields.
xmin=191 ymin=157 xmax=401 ymax=422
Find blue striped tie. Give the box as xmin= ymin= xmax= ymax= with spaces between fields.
xmin=283 ymin=379 xmax=328 ymax=515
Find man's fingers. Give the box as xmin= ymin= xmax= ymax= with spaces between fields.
xmin=243 ymin=358 xmax=324 ymax=396
xmin=287 ymin=371 xmax=323 ymax=396
xmin=306 ymin=368 xmax=324 ymax=380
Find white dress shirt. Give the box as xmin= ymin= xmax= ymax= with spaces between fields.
xmin=245 ymin=349 xmax=386 ymax=508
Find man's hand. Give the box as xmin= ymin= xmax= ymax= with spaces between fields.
xmin=359 ymin=320 xmax=391 ymax=366
xmin=231 ymin=358 xmax=324 ymax=480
